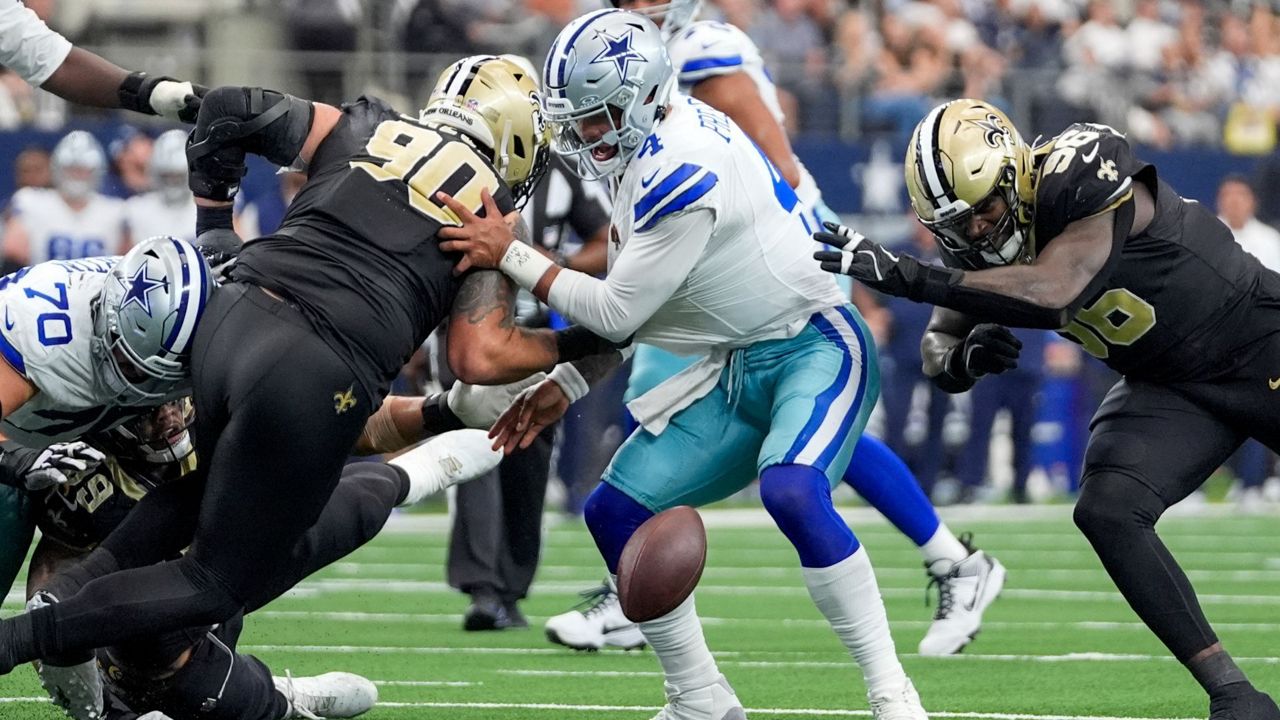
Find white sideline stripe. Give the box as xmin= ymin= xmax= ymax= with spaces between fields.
xmin=248 ymin=611 xmax=1280 ymax=633
xmin=282 ymin=579 xmax=1280 ymax=606
xmin=374 ymin=700 xmax=1199 ymax=720
xmin=238 ymin=644 xmax=1280 ymax=665
xmin=330 ymin=563 xmax=1280 ymax=584
xmin=0 ymin=696 xmax=1204 ymax=720
xmin=374 ymin=680 xmax=480 ymax=687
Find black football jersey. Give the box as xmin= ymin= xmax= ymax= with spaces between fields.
xmin=36 ymin=453 xmax=195 ymax=552
xmin=1030 ymin=123 xmax=1280 ymax=382
xmin=232 ymin=96 xmax=516 ymax=399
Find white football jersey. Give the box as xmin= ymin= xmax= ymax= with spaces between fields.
xmin=124 ymin=192 xmax=197 ymax=242
xmin=0 ymin=257 xmax=138 ymax=447
xmin=666 ymin=21 xmax=825 ymax=213
xmin=11 ymin=188 xmax=128 ymax=264
xmin=0 ymin=0 xmax=72 ymax=86
xmin=606 ymin=94 xmax=845 ymax=354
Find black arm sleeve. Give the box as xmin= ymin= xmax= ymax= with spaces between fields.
xmin=908 ymin=263 xmax=1071 ymax=329
xmin=0 ymin=442 xmax=37 ymax=489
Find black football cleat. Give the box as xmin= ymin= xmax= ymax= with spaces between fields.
xmin=1209 ymin=687 xmax=1280 ymax=720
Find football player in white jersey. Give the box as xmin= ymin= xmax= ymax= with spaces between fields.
xmin=124 ymin=130 xmax=197 ymax=242
xmin=440 ymin=12 xmax=927 ymax=720
xmin=3 ymin=131 xmax=129 ymax=266
xmin=532 ymin=0 xmax=1004 ymax=658
xmin=0 ymin=0 xmax=202 ymax=120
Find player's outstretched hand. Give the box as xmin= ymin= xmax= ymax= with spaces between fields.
xmin=813 ymin=221 xmax=932 ymax=299
xmin=17 ymin=442 xmax=106 ymax=492
xmin=489 ymin=378 xmax=570 ymax=453
xmin=437 ymin=189 xmax=523 ymax=275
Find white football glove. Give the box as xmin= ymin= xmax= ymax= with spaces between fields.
xmin=446 ymin=373 xmax=547 ymax=429
xmin=28 ymin=592 xmax=105 ymax=720
xmin=19 ymin=442 xmax=106 ymax=492
xmin=148 ymin=79 xmax=200 ymax=122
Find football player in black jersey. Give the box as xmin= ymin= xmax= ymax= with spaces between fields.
xmin=0 ymin=55 xmax=628 ymax=679
xmin=813 ymin=99 xmax=1280 ymax=719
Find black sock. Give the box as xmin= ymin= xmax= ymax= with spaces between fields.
xmin=1189 ymin=649 xmax=1250 ymax=697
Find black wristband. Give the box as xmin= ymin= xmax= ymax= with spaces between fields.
xmin=421 ymin=392 xmax=466 ymax=435
xmin=196 ymin=204 xmax=235 ymax=237
xmin=934 ymin=345 xmax=977 ymax=394
xmin=554 ymin=325 xmax=626 ymax=363
xmin=907 ymin=263 xmax=965 ymax=304
xmin=118 ymin=71 xmax=164 ymax=116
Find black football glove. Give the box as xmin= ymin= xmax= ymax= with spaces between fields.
xmin=813 ymin=221 xmax=960 ymax=301
xmin=952 ymin=323 xmax=1022 ymax=379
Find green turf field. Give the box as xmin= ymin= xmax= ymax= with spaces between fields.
xmin=2 ymin=505 xmax=1278 ymax=719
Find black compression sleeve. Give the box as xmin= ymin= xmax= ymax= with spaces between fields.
xmin=555 ymin=325 xmax=629 ymax=363
xmin=421 ymin=392 xmax=466 ymax=436
xmin=906 ymin=263 xmax=1070 ymax=329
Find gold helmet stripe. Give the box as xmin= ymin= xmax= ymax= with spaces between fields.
xmin=915 ymin=101 xmax=956 ymax=207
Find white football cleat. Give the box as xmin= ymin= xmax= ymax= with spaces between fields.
xmin=651 ymin=675 xmax=747 ymax=720
xmin=136 ymin=713 xmax=176 ymax=720
xmin=37 ymin=658 xmax=104 ymax=720
xmin=544 ymin=580 xmax=646 ymax=651
xmin=918 ymin=538 xmax=1006 ymax=656
xmin=273 ymin=671 xmax=378 ymax=718
xmin=392 ymin=429 xmax=503 ymax=506
xmin=869 ymin=678 xmax=928 ymax=720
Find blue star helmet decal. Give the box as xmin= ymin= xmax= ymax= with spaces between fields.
xmin=591 ymin=28 xmax=646 ymax=79
xmin=118 ymin=264 xmax=168 ymax=318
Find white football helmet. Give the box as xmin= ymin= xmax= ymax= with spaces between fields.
xmin=149 ymin=129 xmax=191 ymax=206
xmin=51 ymin=131 xmax=106 ymax=201
xmin=542 ymin=10 xmax=675 ymax=180
xmin=92 ymin=237 xmax=214 ymax=406
xmin=610 ymin=0 xmax=702 ymax=39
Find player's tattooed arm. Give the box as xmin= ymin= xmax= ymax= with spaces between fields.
xmin=447 ymin=269 xmax=560 ymax=384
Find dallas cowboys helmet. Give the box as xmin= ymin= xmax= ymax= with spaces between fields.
xmin=149 ymin=129 xmax=192 ymax=205
xmin=92 ymin=237 xmax=214 ymax=406
xmin=543 ymin=10 xmax=675 ymax=180
xmin=51 ymin=131 xmax=107 ymax=201
xmin=610 ymin=0 xmax=702 ymax=40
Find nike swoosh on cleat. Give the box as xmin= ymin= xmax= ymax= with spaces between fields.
xmin=1081 ymin=143 xmax=1099 ymax=164
xmin=963 ymin=557 xmax=993 ymax=612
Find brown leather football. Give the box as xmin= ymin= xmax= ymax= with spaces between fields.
xmin=617 ymin=505 xmax=707 ymax=623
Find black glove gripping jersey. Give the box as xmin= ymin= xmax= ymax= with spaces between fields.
xmin=231 ymin=96 xmax=517 ymax=399
xmin=1031 ymin=123 xmax=1280 ymax=382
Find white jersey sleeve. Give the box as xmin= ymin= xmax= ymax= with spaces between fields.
xmin=667 ymin=21 xmax=761 ymax=85
xmin=0 ymin=258 xmax=132 ymax=446
xmin=0 ymin=0 xmax=72 ymax=87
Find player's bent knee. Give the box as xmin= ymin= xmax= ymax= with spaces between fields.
xmin=1073 ymin=472 xmax=1163 ymax=539
xmin=584 ymin=482 xmax=653 ymax=573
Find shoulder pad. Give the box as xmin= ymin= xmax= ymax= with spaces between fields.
xmin=668 ymin=21 xmax=756 ymax=84
xmin=1033 ymin=123 xmax=1150 ymax=242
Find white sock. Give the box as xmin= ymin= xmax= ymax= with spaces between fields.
xmin=638 ymin=593 xmax=720 ymax=694
xmin=919 ymin=523 xmax=969 ymax=569
xmin=802 ymin=547 xmax=907 ymax=696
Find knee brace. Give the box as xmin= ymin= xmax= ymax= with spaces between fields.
xmin=187 ymin=86 xmax=313 ymax=200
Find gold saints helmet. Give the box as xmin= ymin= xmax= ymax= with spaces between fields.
xmin=905 ymin=99 xmax=1034 ymax=269
xmin=421 ymin=55 xmax=552 ymax=209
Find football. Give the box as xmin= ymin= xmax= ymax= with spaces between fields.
xmin=616 ymin=505 xmax=707 ymax=623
